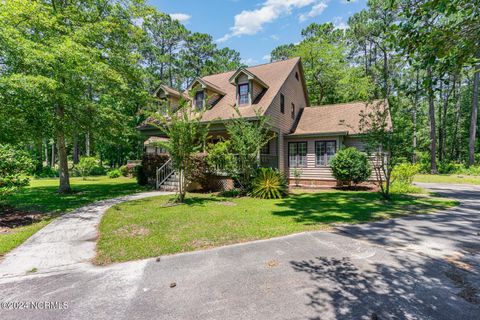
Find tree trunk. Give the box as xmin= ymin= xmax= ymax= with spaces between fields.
xmin=44 ymin=140 xmax=50 ymax=167
xmin=412 ymin=71 xmax=419 ymax=163
xmin=469 ymin=58 xmax=479 ymax=166
xmin=451 ymin=76 xmax=462 ymax=161
xmin=51 ymin=142 xmax=55 ymax=168
xmin=427 ymin=67 xmax=438 ymax=173
xmin=73 ymin=134 xmax=80 ymax=164
xmin=438 ymin=81 xmax=444 ymax=162
xmin=85 ymin=131 xmax=91 ymax=157
xmin=55 ymin=103 xmax=71 ymax=194
xmin=35 ymin=140 xmax=43 ymax=173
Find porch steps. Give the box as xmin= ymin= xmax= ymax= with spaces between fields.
xmin=158 ymin=172 xmax=180 ymax=192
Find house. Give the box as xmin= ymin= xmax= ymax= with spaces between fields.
xmin=138 ymin=57 xmax=389 ymax=188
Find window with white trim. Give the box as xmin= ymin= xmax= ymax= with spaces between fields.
xmin=289 ymin=142 xmax=307 ymax=167
xmin=315 ymin=141 xmax=336 ymax=166
xmin=238 ymin=83 xmax=249 ymax=105
xmin=194 ymin=91 xmax=204 ymax=110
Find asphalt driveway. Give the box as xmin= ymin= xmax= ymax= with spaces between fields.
xmin=0 ymin=183 xmax=478 ymax=319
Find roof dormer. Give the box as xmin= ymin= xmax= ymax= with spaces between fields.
xmin=229 ymin=68 xmax=269 ymax=106
xmin=188 ymin=78 xmax=226 ymax=110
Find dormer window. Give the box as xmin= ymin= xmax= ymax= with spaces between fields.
xmin=238 ymin=83 xmax=249 ymax=105
xmin=194 ymin=91 xmax=204 ymax=110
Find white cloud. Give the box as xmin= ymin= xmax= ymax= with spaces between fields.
xmin=340 ymin=0 xmax=357 ymax=4
xmin=262 ymin=54 xmax=272 ymax=61
xmin=299 ymin=1 xmax=328 ymax=22
xmin=217 ymin=0 xmax=322 ymax=42
xmin=270 ymin=34 xmax=280 ymax=40
xmin=241 ymin=58 xmax=259 ymax=66
xmin=169 ymin=13 xmax=191 ymax=24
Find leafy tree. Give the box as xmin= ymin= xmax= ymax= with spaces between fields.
xmin=225 ymin=111 xmax=274 ymax=193
xmin=0 ymin=0 xmax=147 ymax=193
xmin=358 ymin=101 xmax=398 ymax=199
xmin=150 ymin=102 xmax=209 ymax=203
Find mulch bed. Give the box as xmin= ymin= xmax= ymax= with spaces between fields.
xmin=0 ymin=206 xmax=46 ymax=231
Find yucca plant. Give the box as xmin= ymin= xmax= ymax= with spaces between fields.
xmin=251 ymin=168 xmax=288 ymax=199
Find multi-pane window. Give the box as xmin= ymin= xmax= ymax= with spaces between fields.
xmin=280 ymin=94 xmax=285 ymax=114
xmin=291 ymin=103 xmax=295 ymax=119
xmin=194 ymin=91 xmax=204 ymax=110
xmin=238 ymin=83 xmax=249 ymax=105
xmin=315 ymin=141 xmax=336 ymax=166
xmin=289 ymin=142 xmax=307 ymax=167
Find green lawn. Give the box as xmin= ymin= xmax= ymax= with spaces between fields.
xmin=415 ymin=174 xmax=480 ymax=185
xmin=0 ymin=176 xmax=146 ymax=256
xmin=96 ymin=191 xmax=457 ymax=265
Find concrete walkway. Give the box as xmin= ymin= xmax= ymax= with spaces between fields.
xmin=0 ymin=184 xmax=478 ymax=320
xmin=0 ymin=191 xmax=173 ymax=278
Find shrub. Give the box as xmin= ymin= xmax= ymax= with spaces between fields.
xmin=187 ymin=154 xmax=220 ymax=192
xmin=140 ymin=154 xmax=170 ymax=185
xmin=120 ymin=165 xmax=128 ymax=177
xmin=206 ymin=141 xmax=235 ymax=173
xmin=251 ymin=168 xmax=288 ymax=199
xmin=136 ymin=165 xmax=148 ymax=186
xmin=330 ymin=148 xmax=372 ymax=186
xmin=33 ymin=166 xmax=59 ymax=178
xmin=90 ymin=165 xmax=106 ymax=176
xmin=391 ymin=163 xmax=419 ymax=185
xmin=75 ymin=157 xmax=98 ymax=179
xmin=107 ymin=169 xmax=121 ymax=179
xmin=0 ymin=144 xmax=34 ymax=199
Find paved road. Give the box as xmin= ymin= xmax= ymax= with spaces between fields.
xmin=0 ymin=184 xmax=478 ymax=319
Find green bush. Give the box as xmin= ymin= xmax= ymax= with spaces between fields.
xmin=187 ymin=154 xmax=220 ymax=192
xmin=33 ymin=166 xmax=59 ymax=178
xmin=251 ymin=168 xmax=288 ymax=199
xmin=74 ymin=157 xmax=98 ymax=179
xmin=0 ymin=144 xmax=34 ymax=199
xmin=107 ymin=169 xmax=122 ymax=179
xmin=330 ymin=148 xmax=372 ymax=186
xmin=90 ymin=165 xmax=106 ymax=176
xmin=120 ymin=165 xmax=128 ymax=177
xmin=136 ymin=165 xmax=148 ymax=186
xmin=392 ymin=163 xmax=419 ymax=185
xmin=206 ymin=141 xmax=235 ymax=173
xmin=140 ymin=154 xmax=170 ymax=185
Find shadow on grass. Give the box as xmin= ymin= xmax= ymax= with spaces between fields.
xmin=2 ymin=180 xmax=146 ymax=214
xmin=272 ymin=192 xmax=450 ymax=226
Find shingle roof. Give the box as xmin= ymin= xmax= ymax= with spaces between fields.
xmin=291 ymin=100 xmax=391 ymax=136
xmin=156 ymin=85 xmax=182 ymax=98
xmin=198 ymin=57 xmax=301 ymax=122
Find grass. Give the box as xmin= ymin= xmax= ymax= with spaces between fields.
xmin=415 ymin=174 xmax=480 ymax=185
xmin=96 ymin=191 xmax=457 ymax=264
xmin=0 ymin=176 xmax=146 ymax=256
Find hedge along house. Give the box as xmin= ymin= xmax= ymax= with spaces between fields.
xmin=138 ymin=58 xmax=390 ymax=188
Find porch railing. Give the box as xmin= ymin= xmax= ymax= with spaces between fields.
xmin=156 ymin=159 xmax=174 ymax=189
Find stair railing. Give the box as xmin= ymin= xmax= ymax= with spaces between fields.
xmin=156 ymin=159 xmax=174 ymax=189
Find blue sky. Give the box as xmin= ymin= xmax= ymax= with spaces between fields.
xmin=149 ymin=0 xmax=367 ymax=66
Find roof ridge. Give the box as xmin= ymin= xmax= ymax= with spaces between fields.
xmin=201 ymin=57 xmax=300 ymax=80
xmin=309 ymin=99 xmax=385 ymax=108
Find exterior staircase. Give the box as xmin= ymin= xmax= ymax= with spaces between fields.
xmin=156 ymin=159 xmax=179 ymax=192
xmin=158 ymin=172 xmax=179 ymax=192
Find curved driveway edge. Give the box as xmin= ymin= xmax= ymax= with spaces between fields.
xmin=0 ymin=191 xmax=173 ymax=278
